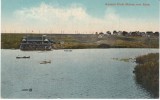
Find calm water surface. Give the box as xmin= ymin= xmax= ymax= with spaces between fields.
xmin=1 ymin=49 xmax=158 ymax=98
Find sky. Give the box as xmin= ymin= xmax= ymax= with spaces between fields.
xmin=1 ymin=0 xmax=160 ymax=33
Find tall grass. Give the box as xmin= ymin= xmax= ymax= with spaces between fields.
xmin=134 ymin=53 xmax=159 ymax=98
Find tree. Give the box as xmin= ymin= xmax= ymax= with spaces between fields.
xmin=106 ymin=31 xmax=111 ymax=35
xmin=122 ymin=31 xmax=128 ymax=36
xmin=113 ymin=30 xmax=117 ymax=35
xmin=99 ymin=32 xmax=104 ymax=34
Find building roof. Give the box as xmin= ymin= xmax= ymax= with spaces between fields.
xmin=27 ymin=37 xmax=43 ymax=41
xmin=22 ymin=35 xmax=54 ymax=43
xmin=22 ymin=38 xmax=27 ymax=41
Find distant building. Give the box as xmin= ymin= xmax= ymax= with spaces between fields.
xmin=98 ymin=34 xmax=103 ymax=38
xmin=97 ymin=32 xmax=104 ymax=38
xmin=141 ymin=32 xmax=146 ymax=37
xmin=117 ymin=31 xmax=123 ymax=36
xmin=130 ymin=32 xmax=138 ymax=36
xmin=154 ymin=32 xmax=159 ymax=37
xmin=20 ymin=35 xmax=53 ymax=50
xmin=146 ymin=31 xmax=153 ymax=37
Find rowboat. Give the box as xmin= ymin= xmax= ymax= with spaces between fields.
xmin=40 ymin=60 xmax=51 ymax=64
xmin=16 ymin=56 xmax=30 ymax=59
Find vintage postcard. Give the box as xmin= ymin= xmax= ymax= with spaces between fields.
xmin=1 ymin=0 xmax=159 ymax=99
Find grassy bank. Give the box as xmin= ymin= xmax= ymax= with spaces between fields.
xmin=1 ymin=33 xmax=159 ymax=49
xmin=134 ymin=53 xmax=159 ymax=98
xmin=1 ymin=34 xmax=24 ymax=49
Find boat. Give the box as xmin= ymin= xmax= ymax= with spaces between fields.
xmin=40 ymin=60 xmax=51 ymax=64
xmin=64 ymin=49 xmax=72 ymax=52
xmin=16 ymin=56 xmax=30 ymax=59
xmin=22 ymin=88 xmax=32 ymax=92
xmin=23 ymin=56 xmax=30 ymax=58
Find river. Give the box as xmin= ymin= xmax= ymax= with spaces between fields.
xmin=1 ymin=49 xmax=158 ymax=98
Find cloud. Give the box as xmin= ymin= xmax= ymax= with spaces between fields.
xmin=2 ymin=2 xmax=159 ymax=33
xmin=15 ymin=3 xmax=89 ymax=21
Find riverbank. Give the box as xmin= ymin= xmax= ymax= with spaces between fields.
xmin=134 ymin=53 xmax=159 ymax=98
xmin=1 ymin=33 xmax=159 ymax=49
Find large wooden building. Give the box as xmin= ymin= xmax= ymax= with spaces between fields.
xmin=20 ymin=35 xmax=53 ymax=50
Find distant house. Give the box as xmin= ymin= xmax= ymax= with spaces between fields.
xmin=135 ymin=31 xmax=143 ymax=37
xmin=154 ymin=32 xmax=159 ymax=37
xmin=20 ymin=35 xmax=53 ymax=50
xmin=117 ymin=31 xmax=123 ymax=36
xmin=130 ymin=32 xmax=138 ymax=36
xmin=98 ymin=32 xmax=104 ymax=38
xmin=146 ymin=31 xmax=153 ymax=37
xmin=98 ymin=34 xmax=103 ymax=38
xmin=141 ymin=32 xmax=146 ymax=37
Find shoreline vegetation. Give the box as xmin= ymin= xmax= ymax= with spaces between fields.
xmin=1 ymin=33 xmax=159 ymax=49
xmin=112 ymin=58 xmax=135 ymax=62
xmin=134 ymin=53 xmax=159 ymax=98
